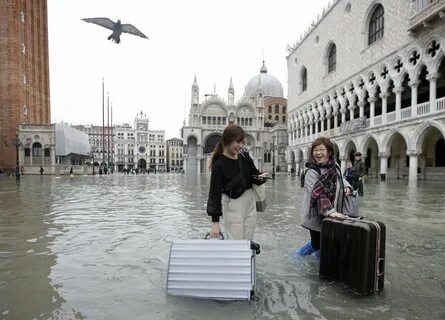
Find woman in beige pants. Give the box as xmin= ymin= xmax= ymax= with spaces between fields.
xmin=206 ymin=124 xmax=269 ymax=240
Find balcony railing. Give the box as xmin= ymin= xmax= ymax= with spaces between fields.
xmin=290 ymin=96 xmax=445 ymax=146
xmin=408 ymin=0 xmax=445 ymax=31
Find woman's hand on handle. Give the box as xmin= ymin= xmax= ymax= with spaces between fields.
xmin=328 ymin=212 xmax=347 ymax=220
xmin=210 ymin=222 xmax=221 ymax=238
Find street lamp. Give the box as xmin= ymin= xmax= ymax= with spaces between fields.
xmin=91 ymin=147 xmax=96 ymax=175
xmin=13 ymin=136 xmax=22 ymax=180
xmin=272 ymin=135 xmax=276 ymax=179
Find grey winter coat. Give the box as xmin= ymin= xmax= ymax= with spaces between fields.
xmin=300 ymin=165 xmax=352 ymax=232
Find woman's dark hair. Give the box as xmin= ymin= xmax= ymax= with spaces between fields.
xmin=209 ymin=124 xmax=245 ymax=169
xmin=310 ymin=136 xmax=335 ymax=160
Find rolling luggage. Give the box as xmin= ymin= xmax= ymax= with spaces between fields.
xmin=166 ymin=238 xmax=260 ymax=300
xmin=319 ymin=217 xmax=385 ymax=295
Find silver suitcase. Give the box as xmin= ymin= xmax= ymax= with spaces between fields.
xmin=166 ymin=239 xmax=259 ymax=300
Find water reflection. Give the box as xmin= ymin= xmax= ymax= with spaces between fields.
xmin=0 ymin=174 xmax=444 ymax=320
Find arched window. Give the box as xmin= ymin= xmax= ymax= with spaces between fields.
xmin=32 ymin=142 xmax=42 ymax=157
xmin=368 ymin=4 xmax=384 ymax=45
xmin=301 ymin=67 xmax=307 ymax=92
xmin=328 ymin=44 xmax=336 ymax=73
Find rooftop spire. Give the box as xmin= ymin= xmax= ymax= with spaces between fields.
xmin=260 ymin=60 xmax=267 ymax=73
xmin=229 ymin=77 xmax=234 ymax=89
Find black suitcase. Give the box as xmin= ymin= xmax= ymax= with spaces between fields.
xmin=319 ymin=217 xmax=385 ymax=295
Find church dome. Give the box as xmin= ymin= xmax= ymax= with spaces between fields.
xmin=244 ymin=61 xmax=283 ymax=98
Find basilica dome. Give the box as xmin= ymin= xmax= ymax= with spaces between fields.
xmin=244 ymin=61 xmax=284 ymax=98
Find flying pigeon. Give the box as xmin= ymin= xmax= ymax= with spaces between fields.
xmin=82 ymin=18 xmax=148 ymax=44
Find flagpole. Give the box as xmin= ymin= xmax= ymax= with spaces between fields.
xmin=102 ymin=78 xmax=105 ymax=166
xmin=107 ymin=92 xmax=110 ymax=171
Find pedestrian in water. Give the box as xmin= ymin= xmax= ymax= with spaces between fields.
xmin=39 ymin=166 xmax=44 ymax=175
xmin=69 ymin=167 xmax=73 ymax=175
xmin=352 ymin=152 xmax=366 ymax=196
xmin=294 ymin=137 xmax=352 ymax=259
xmin=344 ymin=160 xmax=354 ymax=186
xmin=207 ymin=124 xmax=270 ymax=240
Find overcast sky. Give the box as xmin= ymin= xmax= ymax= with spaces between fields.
xmin=48 ymin=0 xmax=331 ymax=139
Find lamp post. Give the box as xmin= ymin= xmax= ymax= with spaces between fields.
xmin=272 ymin=135 xmax=276 ymax=179
xmin=13 ymin=136 xmax=22 ymax=180
xmin=91 ymin=147 xmax=96 ymax=175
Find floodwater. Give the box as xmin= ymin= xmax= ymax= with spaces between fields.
xmin=0 ymin=174 xmax=444 ymax=320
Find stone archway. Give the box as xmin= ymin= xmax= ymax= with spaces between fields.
xmin=32 ymin=142 xmax=43 ymax=165
xmin=138 ymin=158 xmax=147 ymax=171
xmin=384 ymin=132 xmax=408 ymax=179
xmin=343 ymin=140 xmax=358 ymax=162
xmin=204 ymin=134 xmax=222 ymax=154
xmin=414 ymin=124 xmax=445 ymax=180
xmin=363 ymin=136 xmax=379 ymax=178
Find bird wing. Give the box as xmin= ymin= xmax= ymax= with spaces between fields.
xmin=121 ymin=24 xmax=148 ymax=39
xmin=81 ymin=18 xmax=115 ymax=31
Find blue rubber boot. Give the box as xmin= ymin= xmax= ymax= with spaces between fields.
xmin=293 ymin=241 xmax=316 ymax=257
xmin=312 ymin=250 xmax=320 ymax=261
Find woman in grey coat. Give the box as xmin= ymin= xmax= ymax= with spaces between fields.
xmin=295 ymin=137 xmax=352 ymax=258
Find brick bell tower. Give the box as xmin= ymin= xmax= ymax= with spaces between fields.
xmin=0 ymin=0 xmax=51 ymax=170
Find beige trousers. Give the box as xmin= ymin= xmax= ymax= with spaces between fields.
xmin=222 ymin=188 xmax=257 ymax=240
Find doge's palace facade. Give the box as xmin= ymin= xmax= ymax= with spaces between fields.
xmin=287 ymin=0 xmax=445 ymax=181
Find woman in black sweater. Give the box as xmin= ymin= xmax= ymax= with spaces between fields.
xmin=207 ymin=124 xmax=269 ymax=240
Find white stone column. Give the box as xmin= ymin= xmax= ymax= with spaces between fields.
xmin=50 ymin=146 xmax=56 ymax=166
xmin=340 ymin=102 xmax=346 ymax=124
xmin=407 ymin=150 xmax=420 ymax=181
xmin=197 ymin=157 xmax=201 ymax=173
xmin=378 ymin=152 xmax=388 ymax=181
xmin=427 ymin=73 xmax=439 ymax=112
xmin=333 ymin=112 xmax=338 ymax=129
xmin=394 ymin=86 xmax=403 ymax=121
xmin=349 ymin=106 xmax=354 ymax=120
xmin=295 ymin=162 xmax=300 ymax=175
xmin=314 ymin=119 xmax=319 ymax=134
xmin=358 ymin=100 xmax=365 ymax=118
xmin=309 ymin=121 xmax=314 ymax=137
xmin=29 ymin=146 xmax=33 ymax=165
xmin=18 ymin=146 xmax=24 ymax=166
xmin=340 ymin=155 xmax=347 ymax=173
xmin=410 ymin=80 xmax=418 ymax=109
xmin=380 ymin=92 xmax=389 ymax=124
xmin=369 ymin=97 xmax=376 ymax=126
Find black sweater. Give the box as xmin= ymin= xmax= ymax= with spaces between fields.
xmin=207 ymin=152 xmax=263 ymax=222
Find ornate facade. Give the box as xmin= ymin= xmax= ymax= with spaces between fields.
xmin=114 ymin=112 xmax=166 ymax=172
xmin=286 ymin=0 xmax=445 ymax=181
xmin=182 ymin=62 xmax=288 ymax=174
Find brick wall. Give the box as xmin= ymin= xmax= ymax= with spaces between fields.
xmin=0 ymin=0 xmax=50 ymax=170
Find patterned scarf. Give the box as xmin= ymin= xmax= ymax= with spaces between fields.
xmin=310 ymin=159 xmax=338 ymax=215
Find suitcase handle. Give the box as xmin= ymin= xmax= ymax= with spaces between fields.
xmin=204 ymin=232 xmax=224 ymax=240
xmin=377 ymin=258 xmax=385 ymax=276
